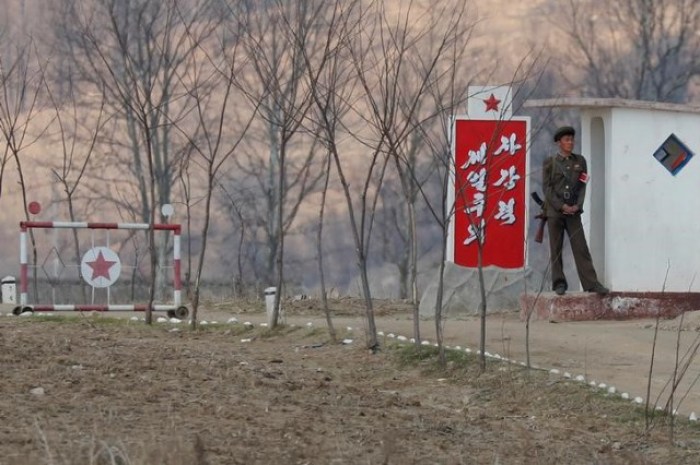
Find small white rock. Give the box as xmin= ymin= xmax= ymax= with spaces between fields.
xmin=484 ymin=351 xmax=492 ymax=357
xmin=563 ymin=372 xmax=572 ymax=379
xmin=621 ymin=392 xmax=630 ymax=400
xmin=549 ymin=369 xmax=560 ymax=375
xmin=342 ymin=339 xmax=353 ymax=345
xmin=306 ymin=322 xmax=313 ymax=327
xmin=260 ymin=323 xmax=268 ymax=327
xmin=589 ymin=381 xmax=597 ymax=387
xmin=454 ymin=346 xmax=462 ymax=350
xmin=240 ymin=338 xmax=252 ymax=343
xmin=410 ymin=338 xmax=415 ymax=343
xmin=633 ymin=397 xmax=643 ymax=404
xmin=377 ymin=331 xmax=384 ymax=336
xmin=211 ymin=321 xmax=219 ymax=325
xmin=30 ymin=387 xmax=45 ymax=396
xmin=433 ymin=343 xmax=439 ymax=347
xmin=20 ymin=311 xmax=33 ymax=317
xmin=598 ymin=383 xmax=607 ymax=389
xmin=387 ymin=333 xmax=396 ymax=338
xmin=169 ymin=318 xmax=181 ymax=324
xmin=575 ymin=375 xmax=585 ymax=382
xmin=519 ymin=361 xmax=527 ymax=366
xmin=689 ymin=412 xmax=698 ymax=422
xmin=465 ymin=348 xmax=472 ymax=353
xmin=227 ymin=317 xmax=239 ymax=324
xmin=156 ymin=317 xmax=168 ymax=323
xmin=397 ymin=335 xmax=408 ymax=342
xmin=200 ymin=320 xmax=209 ymax=325
xmin=421 ymin=340 xmax=430 ymax=346
xmin=169 ymin=328 xmax=180 ymax=333
xmin=71 ymin=365 xmax=83 ymax=370
xmin=243 ymin=322 xmax=253 ymax=327
xmin=608 ymin=386 xmax=616 ymax=394
xmin=437 ymin=378 xmax=447 ymax=382
xmin=346 ymin=326 xmax=353 ymax=331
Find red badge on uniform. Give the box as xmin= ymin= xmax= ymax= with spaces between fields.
xmin=578 ymin=172 xmax=589 ymax=183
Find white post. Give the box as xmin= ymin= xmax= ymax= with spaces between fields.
xmin=264 ymin=287 xmax=277 ymax=326
xmin=1 ymin=276 xmax=16 ymax=304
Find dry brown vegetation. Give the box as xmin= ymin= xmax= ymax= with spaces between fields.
xmin=2 ymin=308 xmax=700 ymax=465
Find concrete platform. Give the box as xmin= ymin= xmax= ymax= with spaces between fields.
xmin=520 ymin=292 xmax=700 ymax=322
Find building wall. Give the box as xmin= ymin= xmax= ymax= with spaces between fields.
xmin=582 ymin=107 xmax=700 ymax=291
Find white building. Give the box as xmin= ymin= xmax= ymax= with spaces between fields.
xmin=526 ymin=98 xmax=700 ymax=292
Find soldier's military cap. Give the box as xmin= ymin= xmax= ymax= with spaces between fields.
xmin=553 ymin=126 xmax=576 ymax=142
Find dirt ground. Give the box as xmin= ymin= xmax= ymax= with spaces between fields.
xmin=2 ymin=298 xmax=700 ymax=464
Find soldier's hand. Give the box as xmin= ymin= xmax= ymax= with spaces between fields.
xmin=562 ymin=205 xmax=578 ymax=215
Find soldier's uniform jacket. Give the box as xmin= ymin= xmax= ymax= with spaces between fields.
xmin=543 ymin=152 xmax=588 ymax=217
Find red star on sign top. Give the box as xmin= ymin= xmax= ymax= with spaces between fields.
xmin=86 ymin=251 xmax=117 ymax=280
xmin=483 ymin=93 xmax=501 ymax=112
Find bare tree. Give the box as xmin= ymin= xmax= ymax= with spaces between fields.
xmin=0 ymin=40 xmax=47 ymax=216
xmin=169 ymin=1 xmax=260 ymax=328
xmin=339 ymin=0 xmax=472 ymax=350
xmin=297 ymin=0 xmax=362 ymax=341
xmin=50 ymin=0 xmax=215 ymax=322
xmin=44 ymin=77 xmax=109 ymax=302
xmin=552 ymin=0 xmax=700 ymax=102
xmin=382 ymin=0 xmax=473 ymax=349
xmin=0 ymin=39 xmax=50 ymax=302
xmin=234 ymin=0 xmax=327 ymax=327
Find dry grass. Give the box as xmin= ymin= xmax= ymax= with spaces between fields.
xmin=1 ymin=316 xmax=700 ymax=465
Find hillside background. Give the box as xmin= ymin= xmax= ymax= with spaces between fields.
xmin=0 ymin=0 xmax=698 ymax=302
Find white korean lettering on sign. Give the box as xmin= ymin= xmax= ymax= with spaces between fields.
xmin=493 ymin=166 xmax=521 ymax=190
xmin=465 ymin=192 xmax=485 ymax=217
xmin=493 ymin=133 xmax=522 ymax=156
xmin=495 ymin=198 xmax=516 ymax=225
xmin=460 ymin=142 xmax=487 ymax=169
xmin=466 ymin=167 xmax=487 ymax=192
xmin=464 ymin=219 xmax=486 ymax=245
xmin=463 ymin=131 xmax=523 ymax=246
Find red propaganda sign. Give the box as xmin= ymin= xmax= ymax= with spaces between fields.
xmin=451 ymin=118 xmax=529 ymax=268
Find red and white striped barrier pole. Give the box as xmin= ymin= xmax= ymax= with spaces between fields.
xmin=19 ymin=221 xmax=183 ymax=313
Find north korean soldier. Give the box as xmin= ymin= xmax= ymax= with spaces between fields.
xmin=543 ymin=126 xmax=609 ymax=296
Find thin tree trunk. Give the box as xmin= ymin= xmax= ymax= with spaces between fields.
xmin=477 ymin=241 xmax=487 ymax=371
xmin=317 ymin=152 xmax=336 ymax=342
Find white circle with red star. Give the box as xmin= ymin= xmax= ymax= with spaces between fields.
xmin=80 ymin=247 xmax=121 ymax=288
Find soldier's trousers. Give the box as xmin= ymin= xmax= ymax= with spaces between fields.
xmin=547 ymin=213 xmax=599 ymax=291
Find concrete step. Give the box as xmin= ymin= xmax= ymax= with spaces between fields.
xmin=519 ymin=291 xmax=700 ymax=322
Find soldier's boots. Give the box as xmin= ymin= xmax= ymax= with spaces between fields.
xmin=587 ymin=283 xmax=610 ymax=296
xmin=553 ymin=283 xmax=609 ymax=295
